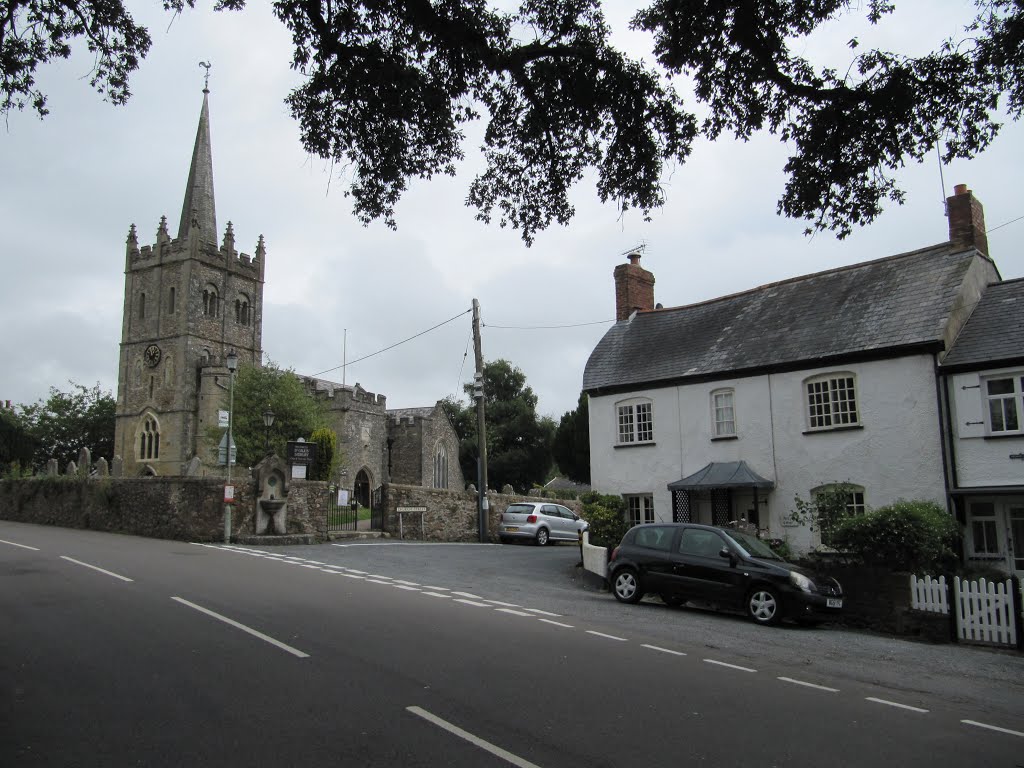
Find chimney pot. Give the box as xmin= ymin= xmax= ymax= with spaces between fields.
xmin=954 ymin=183 xmax=968 ymax=195
xmin=628 ymin=252 xmax=641 ymax=265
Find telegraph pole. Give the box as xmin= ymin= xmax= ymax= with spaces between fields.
xmin=472 ymin=299 xmax=489 ymax=542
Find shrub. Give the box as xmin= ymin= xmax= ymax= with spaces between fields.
xmin=829 ymin=499 xmax=960 ymax=573
xmin=580 ymin=492 xmax=628 ymax=549
xmin=309 ymin=427 xmax=338 ymax=482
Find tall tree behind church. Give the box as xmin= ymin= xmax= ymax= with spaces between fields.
xmin=18 ymin=383 xmax=115 ymax=470
xmin=445 ymin=360 xmax=554 ymax=493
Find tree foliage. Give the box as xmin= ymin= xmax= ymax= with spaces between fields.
xmin=0 ymin=406 xmax=36 ymax=473
xmin=446 ymin=359 xmax=554 ymax=492
xmin=227 ymin=362 xmax=324 ymax=468
xmin=5 ymin=1 xmax=1022 ymax=241
xmin=552 ymin=391 xmax=590 ymax=484
xmin=16 ymin=382 xmax=115 ymax=470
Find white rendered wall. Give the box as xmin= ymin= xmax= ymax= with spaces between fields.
xmin=948 ymin=368 xmax=1024 ymax=487
xmin=589 ymin=353 xmax=947 ymax=551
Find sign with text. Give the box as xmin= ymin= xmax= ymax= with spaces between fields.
xmin=291 ymin=464 xmax=307 ymax=480
xmin=337 ymin=489 xmax=350 ymax=506
xmin=223 ymin=485 xmax=235 ymax=504
xmin=287 ymin=440 xmax=318 ymax=466
xmin=218 ymin=410 xmax=229 ymax=428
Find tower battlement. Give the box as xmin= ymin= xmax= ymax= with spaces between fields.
xmin=126 ymin=219 xmax=264 ymax=279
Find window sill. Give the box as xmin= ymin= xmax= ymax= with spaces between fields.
xmin=711 ymin=435 xmax=738 ymax=441
xmin=802 ymin=425 xmax=864 ymax=435
xmin=982 ymin=432 xmax=1024 ymax=440
xmin=967 ymin=555 xmax=1005 ymax=561
xmin=614 ymin=441 xmax=656 ymax=449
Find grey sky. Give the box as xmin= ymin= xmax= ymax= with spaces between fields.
xmin=1 ymin=2 xmax=1021 ymax=422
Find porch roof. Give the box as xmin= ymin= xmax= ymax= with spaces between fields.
xmin=667 ymin=461 xmax=774 ymax=491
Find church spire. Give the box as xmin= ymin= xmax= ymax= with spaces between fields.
xmin=177 ymin=77 xmax=217 ymax=243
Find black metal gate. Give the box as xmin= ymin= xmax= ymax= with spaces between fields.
xmin=327 ymin=486 xmax=358 ymax=532
xmin=327 ymin=484 xmax=385 ymax=532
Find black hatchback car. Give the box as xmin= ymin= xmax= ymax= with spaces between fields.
xmin=607 ymin=523 xmax=843 ymax=626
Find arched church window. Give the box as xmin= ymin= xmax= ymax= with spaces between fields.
xmin=203 ymin=285 xmax=219 ymax=317
xmin=139 ymin=415 xmax=160 ymax=460
xmin=235 ymin=293 xmax=251 ymax=326
xmin=433 ymin=443 xmax=448 ymax=489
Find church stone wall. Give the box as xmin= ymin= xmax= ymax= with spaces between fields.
xmin=0 ymin=476 xmax=330 ymax=542
xmin=380 ymin=484 xmax=581 ymax=542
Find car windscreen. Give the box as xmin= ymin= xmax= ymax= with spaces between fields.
xmin=723 ymin=529 xmax=783 ymax=560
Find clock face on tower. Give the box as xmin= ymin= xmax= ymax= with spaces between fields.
xmin=144 ymin=344 xmax=162 ymax=368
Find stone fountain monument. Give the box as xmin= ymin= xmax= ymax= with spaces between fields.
xmin=253 ymin=455 xmax=289 ymax=536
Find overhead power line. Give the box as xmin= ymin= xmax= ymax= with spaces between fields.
xmin=484 ymin=318 xmax=614 ymax=330
xmin=311 ymin=308 xmax=472 ymax=378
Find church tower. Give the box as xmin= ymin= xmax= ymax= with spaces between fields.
xmin=114 ymin=85 xmax=265 ymax=476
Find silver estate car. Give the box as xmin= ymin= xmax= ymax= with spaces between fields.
xmin=497 ymin=502 xmax=588 ymax=546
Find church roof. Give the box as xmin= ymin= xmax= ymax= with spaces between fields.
xmin=177 ymin=89 xmax=218 ymax=243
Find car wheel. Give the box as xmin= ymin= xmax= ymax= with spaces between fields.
xmin=535 ymin=528 xmax=550 ymax=546
xmin=746 ymin=586 xmax=782 ymax=626
xmin=661 ymin=594 xmax=684 ymax=608
xmin=612 ymin=568 xmax=644 ymax=604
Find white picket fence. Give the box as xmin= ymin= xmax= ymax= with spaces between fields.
xmin=910 ymin=574 xmax=1020 ymax=647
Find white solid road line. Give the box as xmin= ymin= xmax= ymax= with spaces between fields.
xmin=0 ymin=538 xmax=40 ymax=551
xmin=59 ymin=556 xmax=134 ymax=582
xmin=407 ymin=706 xmax=544 ymax=768
xmin=865 ymin=697 xmax=929 ymax=713
xmin=704 ymin=659 xmax=756 ymax=673
xmin=778 ymin=677 xmax=839 ymax=693
xmin=642 ymin=644 xmax=686 ymax=656
xmin=170 ymin=597 xmax=310 ymax=659
xmin=961 ymin=720 xmax=1024 ymax=738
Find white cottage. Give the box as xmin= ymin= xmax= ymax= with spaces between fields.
xmin=584 ymin=185 xmax=1001 ymax=553
xmin=940 ymin=277 xmax=1024 ymax=577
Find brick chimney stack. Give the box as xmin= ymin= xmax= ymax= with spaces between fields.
xmin=613 ymin=252 xmax=655 ymax=321
xmin=947 ymin=184 xmax=989 ymax=257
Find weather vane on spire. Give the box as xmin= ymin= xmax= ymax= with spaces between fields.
xmin=199 ymin=61 xmax=211 ymax=92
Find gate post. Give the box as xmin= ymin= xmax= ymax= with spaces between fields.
xmin=946 ymin=577 xmax=958 ymax=643
xmin=1012 ymin=575 xmax=1024 ymax=652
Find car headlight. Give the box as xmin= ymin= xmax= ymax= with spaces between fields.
xmin=789 ymin=571 xmax=815 ymax=593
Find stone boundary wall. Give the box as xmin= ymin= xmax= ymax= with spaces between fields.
xmin=0 ymin=476 xmax=331 ymax=543
xmin=381 ymin=484 xmax=583 ymax=542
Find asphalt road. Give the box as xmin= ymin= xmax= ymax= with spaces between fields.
xmin=2 ymin=521 xmax=1022 ymax=767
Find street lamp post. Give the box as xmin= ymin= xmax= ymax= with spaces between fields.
xmin=262 ymin=406 xmax=275 ymax=456
xmin=224 ymin=349 xmax=238 ymax=544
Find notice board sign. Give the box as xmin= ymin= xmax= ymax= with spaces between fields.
xmin=287 ymin=440 xmax=318 ymax=467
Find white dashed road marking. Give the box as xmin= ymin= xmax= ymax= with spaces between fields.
xmin=866 ymin=697 xmax=928 ymax=713
xmin=495 ymin=608 xmax=534 ymax=617
xmin=0 ymin=539 xmax=40 ymax=551
xmin=704 ymin=659 xmax=756 ymax=673
xmin=539 ymin=619 xmax=574 ymax=629
xmin=961 ymin=720 xmax=1024 ymax=738
xmin=407 ymin=706 xmax=543 ymax=768
xmin=778 ymin=677 xmax=839 ymax=693
xmin=59 ymin=556 xmax=134 ymax=583
xmin=171 ymin=596 xmax=309 ymax=659
xmin=642 ymin=644 xmax=686 ymax=656
xmin=586 ymin=630 xmax=627 ymax=642
xmin=454 ymin=599 xmax=492 ymax=608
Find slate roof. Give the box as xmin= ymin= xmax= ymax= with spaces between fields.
xmin=584 ymin=243 xmax=980 ymax=393
xmin=941 ymin=278 xmax=1024 ymax=369
xmin=667 ymin=461 xmax=774 ymax=491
